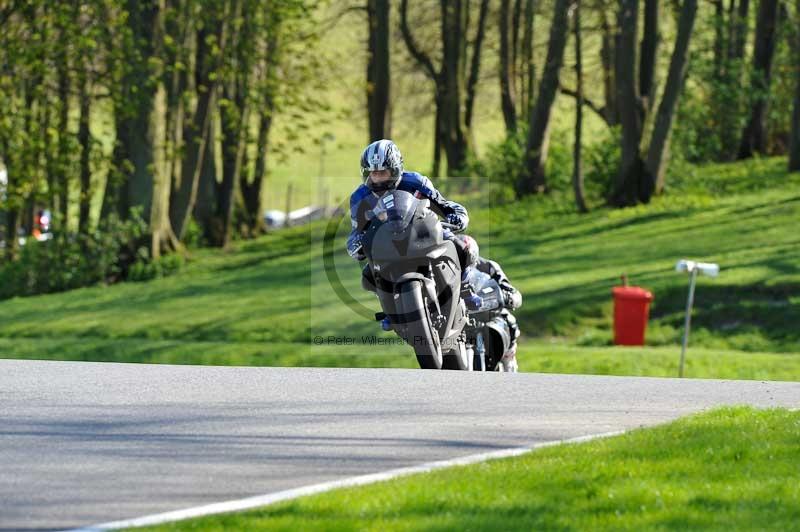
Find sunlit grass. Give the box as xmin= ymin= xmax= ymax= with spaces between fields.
xmin=1 ymin=157 xmax=798 ymax=381
xmin=141 ymin=407 xmax=800 ymax=531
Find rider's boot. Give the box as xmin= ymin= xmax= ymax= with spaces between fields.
xmin=499 ymin=342 xmax=519 ymax=373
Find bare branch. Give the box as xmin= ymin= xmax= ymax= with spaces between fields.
xmin=559 ymin=84 xmax=608 ymax=123
xmin=399 ymin=0 xmax=438 ymax=82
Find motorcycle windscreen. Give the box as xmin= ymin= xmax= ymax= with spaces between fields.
xmin=368 ymin=190 xmax=419 ymax=234
xmin=466 ymin=268 xmax=503 ymax=312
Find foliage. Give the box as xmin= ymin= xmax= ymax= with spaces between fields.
xmin=673 ymin=53 xmax=749 ymax=163
xmin=470 ymin=124 xmax=620 ymax=207
xmin=129 ymin=252 xmax=185 ymax=282
xmin=466 ymin=126 xmax=527 ymax=201
xmin=583 ymin=125 xmax=621 ymax=199
xmin=0 ymin=210 xmax=182 ymax=299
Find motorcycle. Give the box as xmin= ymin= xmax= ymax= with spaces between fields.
xmin=462 ymin=267 xmax=516 ymax=372
xmin=357 ymin=189 xmax=515 ymax=371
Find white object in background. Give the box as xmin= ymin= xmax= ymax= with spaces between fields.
xmin=675 ymin=259 xmax=719 ymax=278
xmin=675 ymin=259 xmax=720 ymax=378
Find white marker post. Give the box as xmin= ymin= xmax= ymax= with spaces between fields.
xmin=675 ymin=260 xmax=719 ymax=378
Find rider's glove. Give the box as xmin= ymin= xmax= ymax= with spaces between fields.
xmin=347 ymin=232 xmax=366 ymax=261
xmin=501 ymin=284 xmax=522 ymax=310
xmin=445 ymin=213 xmax=466 ymax=232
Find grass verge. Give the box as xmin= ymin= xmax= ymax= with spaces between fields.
xmin=1 ymin=158 xmax=798 ymax=380
xmin=139 ymin=407 xmax=800 ymax=531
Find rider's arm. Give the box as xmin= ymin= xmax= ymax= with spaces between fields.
xmin=346 ymin=224 xmax=364 ymax=260
xmin=409 ymin=174 xmax=469 ymax=232
xmin=346 ymin=187 xmax=369 ymax=259
xmin=476 ymin=258 xmax=523 ymax=309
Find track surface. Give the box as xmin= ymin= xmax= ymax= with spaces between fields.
xmin=1 ymin=359 xmax=798 ymax=531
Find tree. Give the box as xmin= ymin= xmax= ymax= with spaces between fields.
xmin=791 ymin=0 xmax=800 ymax=171
xmin=240 ymin=24 xmax=278 ymax=236
xmin=739 ymin=0 xmax=780 ymax=158
xmin=499 ymin=0 xmax=537 ymax=134
xmin=101 ymin=0 xmax=182 ymax=259
xmin=610 ymin=0 xmax=698 ymax=206
xmin=558 ymin=1 xmax=619 ymax=126
xmin=400 ymin=0 xmax=490 ymax=176
xmin=0 ymin=2 xmax=54 ymax=259
xmin=367 ymin=0 xmax=391 ymax=141
xmin=645 ymin=0 xmax=698 ymax=193
xmin=572 ymin=0 xmax=588 ymax=213
xmin=711 ymin=0 xmax=750 ymax=160
xmin=515 ymin=0 xmax=571 ymax=196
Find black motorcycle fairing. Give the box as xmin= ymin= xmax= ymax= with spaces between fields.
xmin=367 ymin=189 xmax=419 ymax=235
xmin=356 ymin=189 xmax=467 ymax=363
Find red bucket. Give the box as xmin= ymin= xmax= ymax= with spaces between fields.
xmin=612 ymin=285 xmax=653 ymax=346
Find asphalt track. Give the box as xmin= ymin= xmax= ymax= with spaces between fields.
xmin=1 ymin=359 xmax=798 ymax=531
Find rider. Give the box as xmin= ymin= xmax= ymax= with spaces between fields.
xmin=462 ymin=235 xmax=523 ymax=372
xmin=347 ymin=139 xmax=523 ymax=370
xmin=346 ymin=139 xmax=482 ymax=329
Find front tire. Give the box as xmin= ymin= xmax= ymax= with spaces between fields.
xmin=397 ymin=280 xmax=442 ymax=369
xmin=442 ymin=339 xmax=469 ymax=370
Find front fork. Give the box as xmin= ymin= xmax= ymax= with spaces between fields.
xmin=474 ymin=331 xmax=486 ymax=371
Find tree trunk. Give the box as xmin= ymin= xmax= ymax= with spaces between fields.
xmin=464 ymin=0 xmax=489 ymax=132
xmin=367 ymin=0 xmax=391 ymax=141
xmin=4 ymin=208 xmax=20 ymax=261
xmin=240 ymin=27 xmax=278 ymax=236
xmin=56 ymin=41 xmax=71 ymax=229
xmin=712 ymin=0 xmax=725 ymax=85
xmin=521 ymin=0 xmax=536 ymax=116
xmin=77 ymin=75 xmax=92 ymax=236
xmin=790 ymin=0 xmax=800 ymax=171
xmin=717 ymin=0 xmax=750 ymax=159
xmin=732 ymin=0 xmax=749 ymax=61
xmin=41 ymin=92 xmax=56 ymax=221
xmin=241 ymin=110 xmax=271 ymax=234
xmin=218 ymin=95 xmax=250 ymax=248
xmin=639 ymin=0 xmax=659 ymax=112
xmin=738 ymin=0 xmax=779 ymax=158
xmin=516 ymin=0 xmax=571 ymax=197
xmin=148 ymin=0 xmax=179 ymax=258
xmin=611 ymin=0 xmax=646 ymax=206
xmin=401 ymin=0 xmax=481 ymax=176
xmin=440 ymin=0 xmax=469 ymax=175
xmin=126 ymin=0 xmax=161 ymax=221
xmin=499 ymin=0 xmax=518 ymax=133
xmin=432 ymin=98 xmax=443 ymax=177
xmin=645 ymin=0 xmax=698 ymax=195
xmin=169 ymin=24 xmax=216 ymax=240
xmin=600 ymin=7 xmax=619 ymax=125
xmin=103 ymin=0 xmax=160 ymax=223
xmin=149 ymin=81 xmax=178 ymax=258
xmin=164 ymin=0 xmax=192 ymax=231
xmin=194 ymin=105 xmax=219 ymax=237
xmin=573 ymin=0 xmax=588 ymax=213
xmin=511 ymin=0 xmax=522 ymax=90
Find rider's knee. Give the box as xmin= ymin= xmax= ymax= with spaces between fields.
xmin=503 ymin=310 xmax=520 ymax=342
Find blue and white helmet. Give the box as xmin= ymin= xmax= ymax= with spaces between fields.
xmin=360 ymin=139 xmax=404 ymax=191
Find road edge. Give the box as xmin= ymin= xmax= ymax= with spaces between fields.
xmin=67 ymin=429 xmax=626 ymax=531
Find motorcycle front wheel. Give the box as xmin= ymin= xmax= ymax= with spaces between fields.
xmin=397 ymin=280 xmax=443 ymax=369
xmin=442 ymin=339 xmax=469 ymax=370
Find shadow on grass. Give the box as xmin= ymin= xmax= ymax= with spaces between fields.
xmin=651 ymin=280 xmax=800 ymax=352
